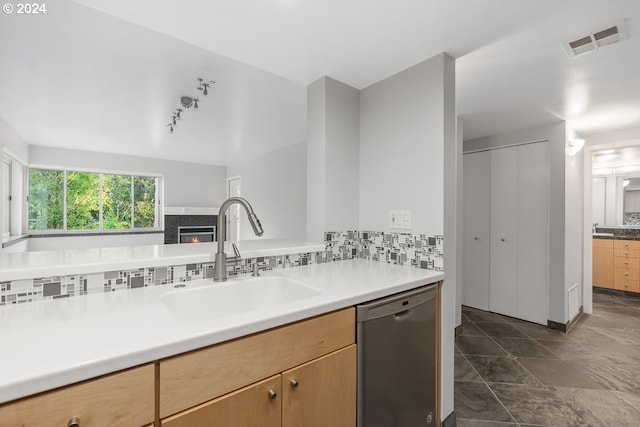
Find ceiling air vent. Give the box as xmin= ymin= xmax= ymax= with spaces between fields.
xmin=564 ymin=19 xmax=628 ymax=57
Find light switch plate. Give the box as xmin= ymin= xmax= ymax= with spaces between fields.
xmin=389 ymin=209 xmax=411 ymax=229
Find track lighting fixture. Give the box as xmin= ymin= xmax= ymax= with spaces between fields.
xmin=168 ymin=77 xmax=215 ymax=133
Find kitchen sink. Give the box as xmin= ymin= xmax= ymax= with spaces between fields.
xmin=161 ymin=276 xmax=321 ymax=321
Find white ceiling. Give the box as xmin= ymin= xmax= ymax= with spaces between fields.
xmin=2 ymin=0 xmax=640 ymax=165
xmin=457 ymin=0 xmax=640 ymax=140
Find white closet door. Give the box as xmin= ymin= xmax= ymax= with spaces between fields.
xmin=517 ymin=142 xmax=549 ymax=324
xmin=462 ymin=151 xmax=491 ymax=310
xmin=489 ymin=146 xmax=518 ymax=318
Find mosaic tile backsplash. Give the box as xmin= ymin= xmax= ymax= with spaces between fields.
xmin=325 ymin=231 xmax=444 ymax=270
xmin=1 ymin=231 xmax=443 ymax=305
xmin=624 ymin=212 xmax=640 ymax=226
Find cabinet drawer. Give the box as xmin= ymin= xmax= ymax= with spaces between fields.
xmin=0 ymin=364 xmax=155 ymax=427
xmin=614 ymin=239 xmax=640 ymax=250
xmin=614 ymin=276 xmax=640 ymax=292
xmin=594 ymin=239 xmax=614 ymax=249
xmin=159 ymin=308 xmax=355 ymax=418
xmin=614 ymin=248 xmax=640 ymax=258
xmin=614 ymin=257 xmax=640 ymax=269
xmin=614 ymin=267 xmax=640 ymax=282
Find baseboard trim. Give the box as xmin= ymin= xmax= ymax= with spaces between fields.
xmin=547 ymin=319 xmax=567 ymax=333
xmin=442 ymin=410 xmax=456 ymax=427
xmin=566 ymin=306 xmax=584 ymax=332
xmin=593 ymin=286 xmax=640 ymax=299
xmin=547 ymin=305 xmax=584 ymax=334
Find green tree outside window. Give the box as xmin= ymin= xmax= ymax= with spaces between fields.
xmin=28 ymin=168 xmax=157 ymax=231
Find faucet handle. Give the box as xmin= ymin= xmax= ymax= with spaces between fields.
xmin=232 ymin=243 xmax=241 ymax=258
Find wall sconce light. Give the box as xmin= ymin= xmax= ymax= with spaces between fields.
xmin=167 ymin=78 xmax=215 ymax=133
xmin=567 ymin=138 xmax=585 ymax=157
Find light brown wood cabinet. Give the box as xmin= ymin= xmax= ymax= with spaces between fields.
xmin=0 ymin=364 xmax=155 ymax=427
xmin=593 ymin=238 xmax=614 ymax=289
xmin=613 ymin=239 xmax=640 ymax=292
xmin=282 ymin=345 xmax=356 ymax=427
xmin=159 ymin=308 xmax=356 ymax=426
xmin=161 ymin=345 xmax=356 ymax=427
xmin=594 ymin=238 xmax=640 ymax=293
xmin=0 ymin=309 xmax=358 ymax=427
xmin=161 ymin=375 xmax=282 ymax=427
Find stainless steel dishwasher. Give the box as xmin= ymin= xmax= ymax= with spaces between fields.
xmin=356 ymin=285 xmax=437 ymax=427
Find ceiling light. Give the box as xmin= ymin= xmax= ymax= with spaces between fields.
xmin=197 ymin=78 xmax=215 ymax=96
xmin=169 ymin=78 xmax=215 ymax=133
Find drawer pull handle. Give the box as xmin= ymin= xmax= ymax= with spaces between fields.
xmin=67 ymin=418 xmax=80 ymax=427
xmin=268 ymin=389 xmax=277 ymax=400
xmin=290 ymin=379 xmax=299 ymax=389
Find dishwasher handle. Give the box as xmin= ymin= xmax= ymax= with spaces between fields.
xmin=356 ymin=285 xmax=436 ymax=322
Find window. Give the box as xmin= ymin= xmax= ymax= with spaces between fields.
xmin=2 ymin=157 xmax=11 ymax=239
xmin=28 ymin=168 xmax=159 ymax=231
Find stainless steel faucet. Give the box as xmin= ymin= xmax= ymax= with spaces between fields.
xmin=214 ymin=197 xmax=264 ymax=281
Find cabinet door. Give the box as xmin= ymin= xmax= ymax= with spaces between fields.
xmin=463 ymin=151 xmax=491 ymax=310
xmin=489 ymin=146 xmax=519 ymax=318
xmin=161 ymin=375 xmax=281 ymax=427
xmin=0 ymin=364 xmax=154 ymax=427
xmin=282 ymin=345 xmax=356 ymax=427
xmin=516 ymin=142 xmax=549 ymax=324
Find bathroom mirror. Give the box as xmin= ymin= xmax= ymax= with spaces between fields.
xmin=592 ymin=174 xmax=640 ymax=227
xmin=592 ymin=144 xmax=640 ymax=227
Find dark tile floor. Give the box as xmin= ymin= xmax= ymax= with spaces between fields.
xmin=455 ymin=292 xmax=640 ymax=427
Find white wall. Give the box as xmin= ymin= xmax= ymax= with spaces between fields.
xmin=0 ymin=116 xmax=29 ymax=162
xmin=28 ymin=233 xmax=163 ymax=251
xmin=358 ymin=53 xmax=456 ymax=422
xmin=564 ymin=127 xmax=584 ymax=322
xmin=359 ymin=57 xmax=445 ymax=234
xmin=306 ymin=78 xmax=327 ymax=242
xmin=306 ymin=77 xmax=360 ymax=241
xmin=464 ymin=121 xmax=571 ymax=324
xmin=227 ymin=142 xmax=307 ymax=241
xmin=325 ymin=78 xmax=360 ymax=232
xmin=592 ymin=177 xmax=606 ymax=227
xmin=29 ymin=145 xmax=227 ymax=208
xmin=452 ymin=118 xmax=463 ymax=329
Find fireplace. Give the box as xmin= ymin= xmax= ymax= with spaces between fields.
xmin=164 ymin=213 xmax=218 ymax=244
xmin=178 ymin=226 xmax=216 ymax=244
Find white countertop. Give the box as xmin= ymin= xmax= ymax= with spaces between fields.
xmin=0 ymin=239 xmax=325 ymax=281
xmin=0 ymin=259 xmax=443 ymax=404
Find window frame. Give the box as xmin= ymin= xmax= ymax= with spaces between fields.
xmin=27 ymin=165 xmax=163 ymax=234
xmin=2 ymin=155 xmax=12 ymax=241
